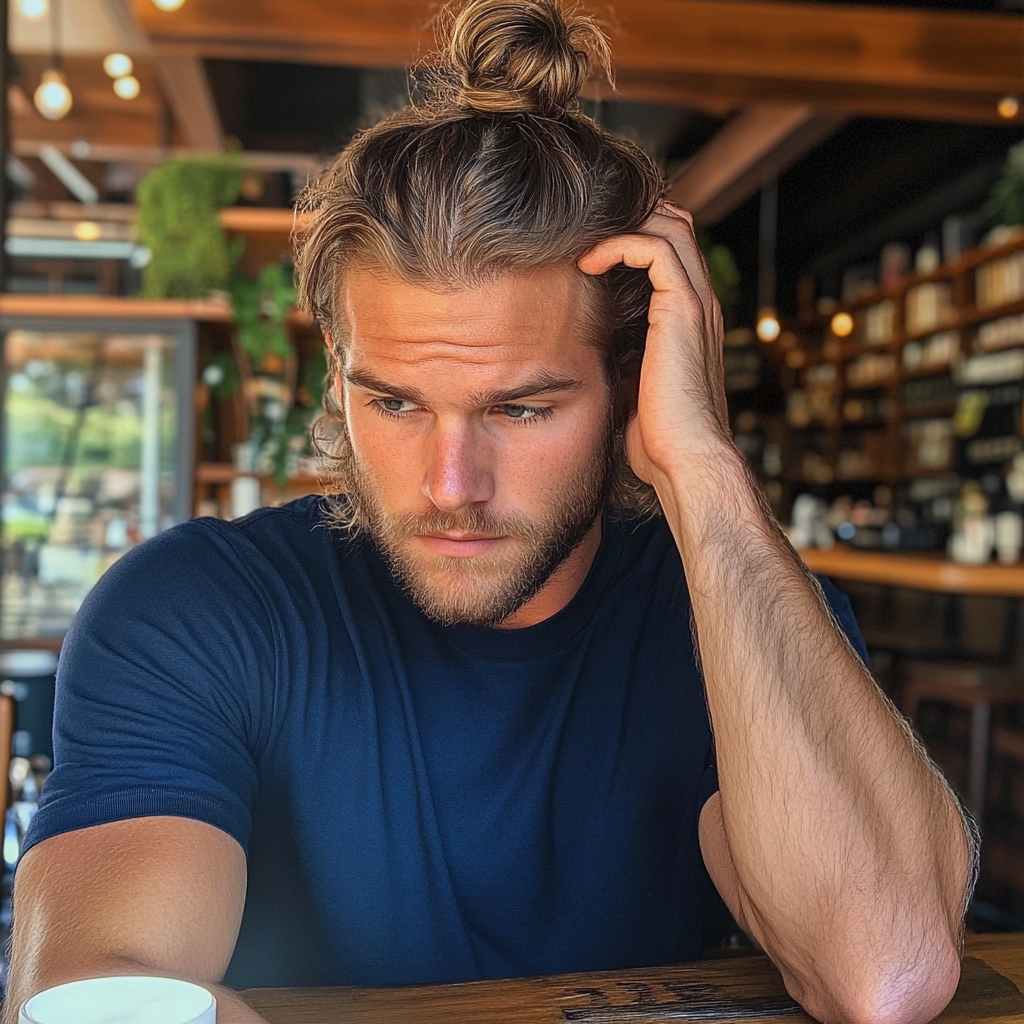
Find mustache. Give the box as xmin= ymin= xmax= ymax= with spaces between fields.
xmin=384 ymin=506 xmax=543 ymax=543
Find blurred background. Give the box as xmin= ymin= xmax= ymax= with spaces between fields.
xmin=0 ymin=0 xmax=1023 ymax=970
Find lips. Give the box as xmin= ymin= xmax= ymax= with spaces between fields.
xmin=417 ymin=533 xmax=506 ymax=557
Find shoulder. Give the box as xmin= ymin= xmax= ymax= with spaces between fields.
xmin=79 ymin=495 xmax=350 ymax=639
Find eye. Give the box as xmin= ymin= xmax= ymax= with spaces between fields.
xmin=376 ymin=398 xmax=418 ymax=415
xmin=498 ymin=404 xmax=552 ymax=422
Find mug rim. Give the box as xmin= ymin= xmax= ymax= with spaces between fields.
xmin=20 ymin=975 xmax=215 ymax=1024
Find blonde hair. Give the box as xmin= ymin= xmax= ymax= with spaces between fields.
xmin=294 ymin=0 xmax=664 ymax=518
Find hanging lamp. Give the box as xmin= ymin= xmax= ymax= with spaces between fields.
xmin=33 ymin=0 xmax=71 ymax=120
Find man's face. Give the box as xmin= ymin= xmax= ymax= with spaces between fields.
xmin=336 ymin=266 xmax=615 ymax=628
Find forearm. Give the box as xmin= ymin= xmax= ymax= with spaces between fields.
xmin=658 ymin=443 xmax=972 ymax=1021
xmin=2 ymin=952 xmax=267 ymax=1024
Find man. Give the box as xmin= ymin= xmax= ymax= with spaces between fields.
xmin=5 ymin=2 xmax=973 ymax=1022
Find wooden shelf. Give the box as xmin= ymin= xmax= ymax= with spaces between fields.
xmin=801 ymin=546 xmax=1024 ymax=597
xmin=0 ymin=293 xmax=232 ymax=321
xmin=195 ymin=462 xmax=322 ymax=488
xmin=788 ymin=230 xmax=1024 ymax=500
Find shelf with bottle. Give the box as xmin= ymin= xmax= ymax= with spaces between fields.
xmin=784 ymin=228 xmax=1024 ymax=507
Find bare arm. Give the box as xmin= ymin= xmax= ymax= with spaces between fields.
xmin=580 ymin=207 xmax=974 ymax=1024
xmin=3 ymin=816 xmax=267 ymax=1024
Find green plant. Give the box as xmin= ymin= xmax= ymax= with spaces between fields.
xmin=985 ymin=139 xmax=1024 ymax=227
xmin=135 ymin=158 xmax=243 ymax=298
xmin=229 ymin=263 xmax=296 ymax=371
xmin=697 ymin=233 xmax=741 ymax=328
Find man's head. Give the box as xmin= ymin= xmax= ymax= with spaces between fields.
xmin=294 ymin=0 xmax=665 ymax=625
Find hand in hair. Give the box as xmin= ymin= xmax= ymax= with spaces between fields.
xmin=576 ymin=203 xmax=732 ymax=495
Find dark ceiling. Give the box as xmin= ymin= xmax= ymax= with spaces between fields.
xmin=712 ymin=118 xmax=1024 ymax=322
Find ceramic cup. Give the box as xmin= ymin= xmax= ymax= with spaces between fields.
xmin=19 ymin=976 xmax=216 ymax=1024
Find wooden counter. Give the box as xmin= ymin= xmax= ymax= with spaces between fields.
xmin=239 ymin=933 xmax=1024 ymax=1024
xmin=800 ymin=546 xmax=1024 ymax=597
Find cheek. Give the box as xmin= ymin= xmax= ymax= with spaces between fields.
xmin=345 ymin=402 xmax=420 ymax=494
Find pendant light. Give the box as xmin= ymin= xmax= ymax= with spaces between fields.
xmin=755 ymin=178 xmax=781 ymax=343
xmin=151 ymin=0 xmax=187 ymax=9
xmin=33 ymin=0 xmax=71 ymax=120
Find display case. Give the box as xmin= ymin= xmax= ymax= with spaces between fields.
xmin=1 ymin=303 xmax=198 ymax=641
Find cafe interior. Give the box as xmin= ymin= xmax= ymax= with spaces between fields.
xmin=1 ymin=0 xmax=1024 ymax=1014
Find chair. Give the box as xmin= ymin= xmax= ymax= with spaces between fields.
xmin=902 ymin=661 xmax=1024 ymax=823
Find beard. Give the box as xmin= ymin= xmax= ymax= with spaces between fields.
xmin=331 ymin=412 xmax=616 ymax=628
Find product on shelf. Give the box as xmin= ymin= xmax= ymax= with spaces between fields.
xmin=863 ymin=299 xmax=896 ymax=345
xmin=905 ymin=281 xmax=954 ymax=335
xmin=902 ymin=418 xmax=953 ymax=472
xmin=975 ymin=249 xmax=1024 ymax=310
xmin=902 ymin=329 xmax=958 ymax=370
xmin=846 ymin=351 xmax=895 ymax=387
xmin=974 ymin=312 xmax=1024 ymax=352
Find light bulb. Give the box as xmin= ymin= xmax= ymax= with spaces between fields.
xmin=113 ymin=75 xmax=141 ymax=100
xmin=998 ymin=95 xmax=1020 ymax=120
xmin=103 ymin=53 xmax=133 ymax=79
xmin=830 ymin=311 xmax=854 ymax=338
xmin=33 ymin=69 xmax=72 ymax=121
xmin=17 ymin=0 xmax=48 ymax=19
xmin=73 ymin=221 xmax=102 ymax=242
xmin=756 ymin=309 xmax=780 ymax=343
xmin=151 ymin=0 xmax=186 ymax=9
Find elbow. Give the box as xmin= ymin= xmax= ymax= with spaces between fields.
xmin=803 ymin=941 xmax=961 ymax=1024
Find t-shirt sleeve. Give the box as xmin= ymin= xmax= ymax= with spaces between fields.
xmin=817 ymin=574 xmax=870 ymax=666
xmin=23 ymin=521 xmax=277 ymax=859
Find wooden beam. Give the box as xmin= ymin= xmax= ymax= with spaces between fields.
xmin=669 ymin=105 xmax=846 ymax=224
xmin=131 ymin=0 xmax=1024 ymax=124
xmin=151 ymin=53 xmax=224 ymax=151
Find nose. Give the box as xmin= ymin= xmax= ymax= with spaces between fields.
xmin=422 ymin=418 xmax=494 ymax=512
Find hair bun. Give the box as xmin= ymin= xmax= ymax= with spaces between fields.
xmin=443 ymin=0 xmax=613 ymax=116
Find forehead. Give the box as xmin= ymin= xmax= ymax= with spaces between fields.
xmin=339 ymin=266 xmax=600 ymax=378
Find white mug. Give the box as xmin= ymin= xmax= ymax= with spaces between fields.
xmin=19 ymin=976 xmax=216 ymax=1024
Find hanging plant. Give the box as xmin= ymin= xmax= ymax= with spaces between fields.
xmin=135 ymin=157 xmax=243 ymax=299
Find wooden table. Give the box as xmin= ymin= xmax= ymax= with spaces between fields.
xmin=240 ymin=934 xmax=1024 ymax=1024
xmin=800 ymin=547 xmax=1024 ymax=598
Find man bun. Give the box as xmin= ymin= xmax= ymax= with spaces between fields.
xmin=441 ymin=0 xmax=613 ymax=116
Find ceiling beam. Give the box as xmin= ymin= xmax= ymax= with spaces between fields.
xmin=150 ymin=53 xmax=224 ymax=151
xmin=669 ymin=106 xmax=846 ymax=224
xmin=131 ymin=0 xmax=1024 ymax=124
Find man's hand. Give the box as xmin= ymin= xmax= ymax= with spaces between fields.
xmin=577 ymin=202 xmax=731 ymax=495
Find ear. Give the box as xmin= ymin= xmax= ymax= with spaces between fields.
xmin=613 ymin=355 xmax=642 ymax=429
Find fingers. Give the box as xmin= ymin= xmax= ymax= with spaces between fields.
xmin=577 ymin=233 xmax=697 ymax=311
xmin=578 ymin=201 xmax=717 ymax=318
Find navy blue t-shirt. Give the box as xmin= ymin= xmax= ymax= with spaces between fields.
xmin=24 ymin=496 xmax=866 ymax=989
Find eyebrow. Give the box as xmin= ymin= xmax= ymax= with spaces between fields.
xmin=343 ymin=367 xmax=585 ymax=406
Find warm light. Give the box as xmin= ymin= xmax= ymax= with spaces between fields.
xmin=17 ymin=0 xmax=48 ymax=19
xmin=113 ymin=75 xmax=141 ymax=100
xmin=103 ymin=53 xmax=133 ymax=79
xmin=998 ymin=94 xmax=1020 ymax=119
xmin=830 ymin=311 xmax=854 ymax=337
xmin=756 ymin=309 xmax=780 ymax=343
xmin=151 ymin=0 xmax=186 ymax=9
xmin=33 ymin=69 xmax=72 ymax=120
xmin=73 ymin=221 xmax=102 ymax=242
